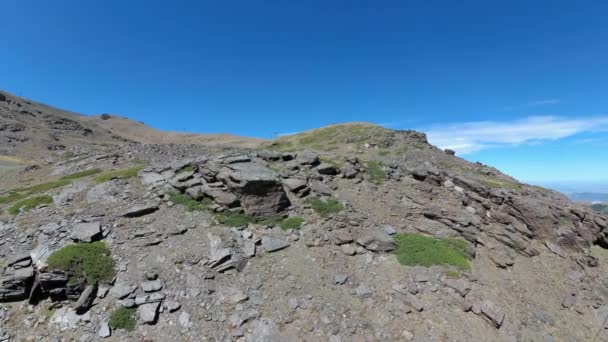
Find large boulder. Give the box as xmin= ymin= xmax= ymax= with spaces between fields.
xmin=218 ymin=162 xmax=290 ymax=217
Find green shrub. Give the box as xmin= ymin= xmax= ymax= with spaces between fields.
xmin=109 ymin=307 xmax=136 ymax=331
xmin=8 ymin=195 xmax=53 ymax=214
xmin=365 ymin=160 xmax=385 ymax=185
xmin=60 ymin=168 xmax=102 ymax=180
xmin=279 ymin=217 xmax=305 ymax=230
xmin=215 ymin=211 xmax=256 ymax=227
xmin=46 ymin=242 xmax=116 ymax=284
xmin=305 ymin=197 xmax=344 ymax=217
xmin=393 ymin=233 xmax=471 ymax=271
xmin=94 ymin=165 xmax=144 ymax=183
xmin=168 ymin=191 xmax=211 ymax=211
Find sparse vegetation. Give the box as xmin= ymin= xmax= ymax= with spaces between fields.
xmin=591 ymin=203 xmax=608 ymax=214
xmin=8 ymin=195 xmax=53 ymax=215
xmin=266 ymin=123 xmax=393 ymax=152
xmin=319 ymin=155 xmax=344 ymax=168
xmin=46 ymin=241 xmax=116 ymax=284
xmin=279 ymin=216 xmax=305 ymax=230
xmin=168 ymin=191 xmax=212 ymax=211
xmin=60 ymin=168 xmax=102 ymax=180
xmin=305 ymin=196 xmax=344 ymax=217
xmin=481 ymin=177 xmax=521 ymax=191
xmin=364 ymin=160 xmax=385 ymax=185
xmin=393 ymin=233 xmax=471 ymax=271
xmin=444 ymin=270 xmax=462 ymax=278
xmin=215 ymin=211 xmax=257 ymax=227
xmin=94 ymin=165 xmax=145 ymax=183
xmin=108 ymin=307 xmax=137 ymax=331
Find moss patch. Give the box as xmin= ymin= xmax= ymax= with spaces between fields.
xmin=215 ymin=211 xmax=257 ymax=227
xmin=46 ymin=242 xmax=116 ymax=284
xmin=94 ymin=165 xmax=145 ymax=183
xmin=364 ymin=160 xmax=385 ymax=185
xmin=305 ymin=197 xmax=344 ymax=217
xmin=109 ymin=307 xmax=137 ymax=331
xmin=393 ymin=233 xmax=471 ymax=271
xmin=60 ymin=168 xmax=102 ymax=180
xmin=279 ymin=217 xmax=304 ymax=230
xmin=168 ymin=191 xmax=212 ymax=211
xmin=8 ymin=195 xmax=53 ymax=215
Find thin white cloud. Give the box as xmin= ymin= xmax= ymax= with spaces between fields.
xmin=502 ymin=99 xmax=560 ymax=111
xmin=424 ymin=115 xmax=608 ymax=154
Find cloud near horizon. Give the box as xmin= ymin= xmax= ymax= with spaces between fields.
xmin=423 ymin=115 xmax=608 ymax=154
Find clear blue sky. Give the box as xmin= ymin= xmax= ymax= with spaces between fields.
xmin=1 ymin=0 xmax=607 ymax=183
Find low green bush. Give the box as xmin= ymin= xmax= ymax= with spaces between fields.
xmin=60 ymin=168 xmax=102 ymax=180
xmin=8 ymin=195 xmax=53 ymax=215
xmin=46 ymin=241 xmax=116 ymax=284
xmin=279 ymin=217 xmax=305 ymax=230
xmin=305 ymin=197 xmax=344 ymax=217
xmin=215 ymin=211 xmax=256 ymax=227
xmin=393 ymin=233 xmax=471 ymax=271
xmin=365 ymin=160 xmax=385 ymax=185
xmin=168 ymin=191 xmax=212 ymax=211
xmin=109 ymin=307 xmax=136 ymax=331
xmin=94 ymin=165 xmax=144 ymax=183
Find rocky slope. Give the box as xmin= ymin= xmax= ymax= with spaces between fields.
xmin=1 ymin=94 xmax=608 ymax=341
xmin=0 ymin=90 xmax=262 ymax=161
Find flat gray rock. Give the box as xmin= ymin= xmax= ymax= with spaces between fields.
xmin=122 ymin=204 xmax=159 ymax=217
xmin=70 ymin=222 xmax=101 ymax=242
xmin=141 ymin=279 xmax=163 ymax=293
xmin=138 ymin=302 xmax=160 ymax=324
xmin=261 ymin=236 xmax=290 ymax=252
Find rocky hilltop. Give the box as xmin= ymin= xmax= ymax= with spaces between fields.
xmin=1 ymin=91 xmax=608 ymax=341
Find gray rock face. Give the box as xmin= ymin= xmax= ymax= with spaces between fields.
xmin=141 ymin=279 xmax=163 ymax=293
xmin=122 ymin=204 xmax=159 ymax=217
xmin=74 ymin=284 xmax=97 ymax=313
xmin=219 ymin=162 xmax=290 ymax=217
xmin=282 ymin=177 xmax=308 ymax=192
xmin=0 ymin=266 xmax=35 ymax=302
xmin=109 ymin=283 xmax=136 ymax=299
xmin=98 ymin=321 xmax=111 ymax=338
xmin=297 ymin=152 xmax=320 ymax=165
xmin=479 ymin=300 xmax=505 ymax=328
xmin=70 ymin=222 xmax=102 ymax=242
xmin=138 ymin=302 xmax=160 ymax=324
xmin=261 ymin=236 xmax=290 ymax=252
xmin=355 ymin=230 xmax=396 ymax=252
xmin=316 ymin=163 xmax=339 ymax=175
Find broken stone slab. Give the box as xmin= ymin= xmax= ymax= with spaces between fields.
xmin=217 ymin=287 xmax=248 ymax=305
xmin=5 ymin=253 xmax=32 ymax=269
xmin=341 ymin=244 xmax=356 ymax=256
xmin=75 ymin=284 xmax=97 ymax=314
xmin=243 ymin=241 xmax=256 ymax=258
xmin=109 ymin=283 xmax=136 ymax=299
xmin=355 ymin=230 xmax=396 ymax=252
xmin=98 ymin=321 xmax=111 ymax=338
xmin=309 ymin=180 xmax=332 ymax=196
xmin=70 ymin=222 xmax=102 ymax=242
xmin=478 ymin=300 xmax=505 ymax=328
xmin=442 ymin=278 xmax=471 ymax=297
xmin=333 ymin=229 xmax=354 ymax=245
xmin=0 ymin=267 xmax=35 ymax=302
xmin=297 ymin=152 xmax=320 ymax=165
xmin=355 ymin=285 xmax=372 ymax=298
xmin=316 ymin=163 xmax=339 ymax=175
xmin=545 ymin=241 xmax=567 ymax=258
xmin=208 ymin=233 xmax=233 ymax=267
xmin=122 ymin=204 xmax=159 ymax=218
xmin=261 ymin=236 xmax=290 ymax=252
xmin=282 ymin=178 xmax=308 ymax=192
xmin=138 ymin=302 xmax=161 ymax=324
xmin=141 ymin=279 xmax=163 ymax=293
xmin=448 ymin=290 xmax=472 ymax=312
xmin=164 ymin=300 xmax=181 ymax=312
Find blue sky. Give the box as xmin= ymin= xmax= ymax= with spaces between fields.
xmin=1 ymin=1 xmax=607 ymax=184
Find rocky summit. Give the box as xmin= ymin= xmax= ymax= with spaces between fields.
xmin=1 ymin=90 xmax=608 ymax=341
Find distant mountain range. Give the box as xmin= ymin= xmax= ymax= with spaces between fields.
xmin=568 ymin=192 xmax=608 ymax=203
